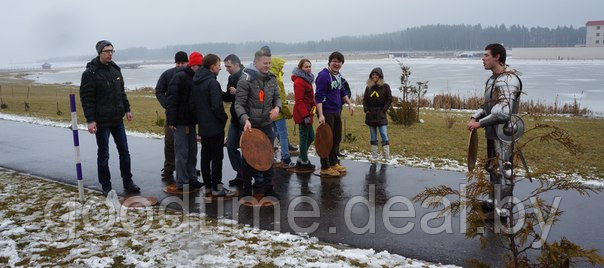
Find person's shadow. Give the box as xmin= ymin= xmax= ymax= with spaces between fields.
xmin=364 ymin=163 xmax=389 ymax=205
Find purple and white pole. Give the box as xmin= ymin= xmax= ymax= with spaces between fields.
xmin=69 ymin=94 xmax=85 ymax=202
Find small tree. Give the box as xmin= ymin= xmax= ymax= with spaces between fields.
xmin=413 ymin=122 xmax=603 ymax=267
xmin=415 ymin=81 xmax=428 ymax=122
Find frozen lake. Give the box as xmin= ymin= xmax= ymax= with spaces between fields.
xmin=25 ymin=58 xmax=604 ymax=113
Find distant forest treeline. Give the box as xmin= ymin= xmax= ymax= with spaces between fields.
xmin=48 ymin=24 xmax=587 ymax=62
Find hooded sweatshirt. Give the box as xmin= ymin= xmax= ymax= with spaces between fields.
xmin=314 ymin=68 xmax=347 ymax=115
xmin=269 ymin=57 xmax=292 ymax=120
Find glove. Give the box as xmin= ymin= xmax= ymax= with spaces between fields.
xmin=304 ymin=116 xmax=311 ymax=126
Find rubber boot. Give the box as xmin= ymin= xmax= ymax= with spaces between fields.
xmin=383 ymin=145 xmax=390 ymax=160
xmin=371 ymin=145 xmax=379 ymax=162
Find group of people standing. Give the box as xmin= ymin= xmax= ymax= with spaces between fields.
xmin=80 ymin=39 xmax=520 ymax=218
xmin=80 ymin=40 xmax=395 ymax=199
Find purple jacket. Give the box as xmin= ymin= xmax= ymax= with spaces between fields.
xmin=314 ymin=68 xmax=347 ymax=115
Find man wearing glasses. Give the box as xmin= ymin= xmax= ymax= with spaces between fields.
xmin=80 ymin=40 xmax=140 ymax=196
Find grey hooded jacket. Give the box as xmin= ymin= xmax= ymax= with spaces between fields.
xmin=235 ymin=63 xmax=282 ymax=127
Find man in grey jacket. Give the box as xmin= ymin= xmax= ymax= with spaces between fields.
xmin=235 ymin=46 xmax=281 ymax=198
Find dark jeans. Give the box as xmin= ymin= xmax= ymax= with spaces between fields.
xmin=201 ymin=132 xmax=225 ymax=190
xmin=241 ymin=124 xmax=275 ymax=190
xmin=163 ymin=123 xmax=175 ymax=174
xmin=320 ymin=113 xmax=342 ymax=169
xmin=226 ymin=121 xmax=242 ymax=179
xmin=95 ymin=122 xmax=133 ymax=190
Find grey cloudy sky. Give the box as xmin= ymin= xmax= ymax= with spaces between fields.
xmin=1 ymin=0 xmax=603 ymax=64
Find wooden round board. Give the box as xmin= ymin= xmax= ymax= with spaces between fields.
xmin=239 ymin=194 xmax=279 ymax=207
xmin=468 ymin=129 xmax=478 ymax=172
xmin=315 ymin=124 xmax=333 ymax=158
xmin=163 ymin=184 xmax=200 ymax=194
xmin=287 ymin=167 xmax=315 ymax=174
xmin=240 ymin=128 xmax=274 ymax=171
xmin=201 ymin=190 xmax=237 ymax=202
xmin=313 ymin=169 xmax=343 ymax=178
xmin=119 ymin=196 xmax=158 ymax=207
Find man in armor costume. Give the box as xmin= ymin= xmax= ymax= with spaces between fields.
xmin=467 ymin=43 xmax=523 ymax=218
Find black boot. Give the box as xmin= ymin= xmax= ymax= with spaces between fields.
xmin=123 ymin=179 xmax=141 ymax=193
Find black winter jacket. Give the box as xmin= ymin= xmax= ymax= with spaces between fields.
xmin=166 ymin=67 xmax=197 ymax=126
xmin=79 ymin=57 xmax=130 ymax=127
xmin=223 ymin=65 xmax=244 ymax=124
xmin=192 ymin=68 xmax=228 ymax=137
xmin=155 ymin=66 xmax=184 ymax=109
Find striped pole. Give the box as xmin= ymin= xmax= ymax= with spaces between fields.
xmin=69 ymin=94 xmax=85 ymax=202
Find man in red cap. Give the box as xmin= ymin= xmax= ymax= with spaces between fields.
xmin=155 ymin=51 xmax=188 ymax=181
xmin=166 ymin=52 xmax=204 ymax=190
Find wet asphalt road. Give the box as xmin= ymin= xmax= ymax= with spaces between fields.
xmin=1 ymin=119 xmax=602 ymax=266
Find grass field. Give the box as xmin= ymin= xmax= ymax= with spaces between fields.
xmin=1 ymin=73 xmax=602 ymax=179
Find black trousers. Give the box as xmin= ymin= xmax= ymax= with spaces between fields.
xmin=201 ymin=132 xmax=225 ymax=190
xmin=320 ymin=113 xmax=342 ymax=169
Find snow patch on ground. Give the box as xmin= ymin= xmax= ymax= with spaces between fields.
xmin=0 ymin=168 xmax=458 ymax=267
xmin=0 ymin=113 xmax=162 ymax=139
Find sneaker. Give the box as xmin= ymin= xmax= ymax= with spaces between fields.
xmin=332 ymin=164 xmax=346 ymax=173
xmin=229 ymin=177 xmax=243 ymax=186
xmin=296 ymin=160 xmax=315 ymax=170
xmin=280 ymin=160 xmax=296 ymax=169
xmin=320 ymin=167 xmax=340 ymax=176
xmin=212 ymin=188 xmax=237 ymax=197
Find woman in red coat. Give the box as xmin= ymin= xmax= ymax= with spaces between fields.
xmin=292 ymin=58 xmax=316 ymax=170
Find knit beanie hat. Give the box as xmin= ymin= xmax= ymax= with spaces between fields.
xmin=95 ymin=40 xmax=113 ymax=55
xmin=175 ymin=51 xmax=188 ymax=63
xmin=188 ymin=52 xmax=203 ymax=66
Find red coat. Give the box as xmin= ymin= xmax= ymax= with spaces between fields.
xmin=292 ymin=75 xmax=316 ymax=124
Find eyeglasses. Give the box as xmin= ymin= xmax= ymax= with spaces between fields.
xmin=102 ymin=50 xmax=115 ymax=54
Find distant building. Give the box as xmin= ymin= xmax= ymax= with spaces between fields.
xmin=586 ymin=20 xmax=604 ymax=47
xmin=513 ymin=20 xmax=604 ymax=59
xmin=41 ymin=62 xmax=51 ymax=70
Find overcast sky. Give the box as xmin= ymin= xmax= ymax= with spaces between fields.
xmin=1 ymin=0 xmax=603 ymax=64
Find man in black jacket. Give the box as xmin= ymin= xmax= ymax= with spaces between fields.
xmin=79 ymin=40 xmax=140 ymax=196
xmin=223 ymin=54 xmax=245 ymax=186
xmin=192 ymin=54 xmax=234 ymax=197
xmin=155 ymin=51 xmax=188 ymax=180
xmin=166 ymin=52 xmax=204 ymax=191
